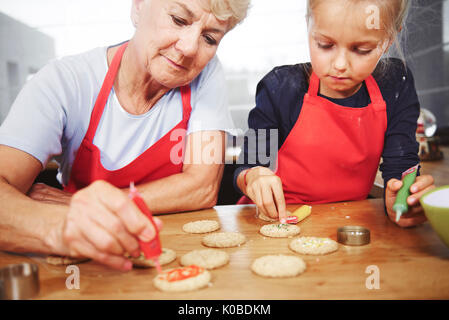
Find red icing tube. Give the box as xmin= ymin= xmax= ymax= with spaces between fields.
xmin=129 ymin=182 xmax=162 ymax=272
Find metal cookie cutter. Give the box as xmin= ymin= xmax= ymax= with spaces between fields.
xmin=0 ymin=263 xmax=40 ymax=300
xmin=337 ymin=226 xmax=370 ymax=246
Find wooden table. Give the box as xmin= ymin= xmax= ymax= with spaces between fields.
xmin=1 ymin=199 xmax=448 ymax=300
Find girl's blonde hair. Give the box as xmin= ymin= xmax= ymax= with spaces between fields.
xmin=306 ymin=0 xmax=411 ymax=62
xmin=204 ymin=0 xmax=251 ymax=30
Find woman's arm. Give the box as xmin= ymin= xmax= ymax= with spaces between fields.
xmin=0 ymin=145 xmax=67 ymax=254
xmin=136 ymin=130 xmax=226 ymax=213
xmin=0 ymin=145 xmax=161 ymax=271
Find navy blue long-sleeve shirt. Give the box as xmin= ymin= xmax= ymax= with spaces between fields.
xmin=233 ymin=58 xmax=420 ymax=199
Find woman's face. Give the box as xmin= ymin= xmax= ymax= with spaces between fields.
xmin=131 ymin=0 xmax=229 ymax=88
xmin=308 ymin=0 xmax=390 ymax=98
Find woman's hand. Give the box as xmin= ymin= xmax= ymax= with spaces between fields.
xmin=47 ymin=180 xmax=162 ymax=271
xmin=28 ymin=183 xmax=72 ymax=205
xmin=385 ymin=175 xmax=435 ymax=227
xmin=240 ymin=167 xmax=287 ymax=222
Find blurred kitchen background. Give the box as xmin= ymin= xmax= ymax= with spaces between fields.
xmin=1 ymin=0 xmax=448 ymax=203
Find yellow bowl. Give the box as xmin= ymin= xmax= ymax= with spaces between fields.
xmin=420 ymin=185 xmax=449 ymax=249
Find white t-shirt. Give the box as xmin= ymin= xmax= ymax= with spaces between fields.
xmin=0 ymin=46 xmax=235 ymax=186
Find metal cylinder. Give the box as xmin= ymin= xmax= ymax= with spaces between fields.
xmin=0 ymin=263 xmax=40 ymax=300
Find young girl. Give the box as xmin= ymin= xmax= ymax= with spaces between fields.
xmin=234 ymin=0 xmax=435 ymax=227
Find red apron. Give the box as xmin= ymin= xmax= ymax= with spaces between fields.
xmin=65 ymin=42 xmax=192 ymax=193
xmin=238 ymin=72 xmax=387 ymax=204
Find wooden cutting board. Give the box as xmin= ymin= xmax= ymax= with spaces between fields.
xmin=1 ymin=199 xmax=448 ymax=299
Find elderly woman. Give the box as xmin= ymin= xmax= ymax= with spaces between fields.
xmin=0 ymin=0 xmax=250 ymax=271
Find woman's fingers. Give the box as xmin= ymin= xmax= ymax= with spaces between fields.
xmin=62 ymin=180 xmax=163 ymax=270
xmin=90 ymin=211 xmax=141 ymax=258
xmin=88 ymin=181 xmax=159 ymax=242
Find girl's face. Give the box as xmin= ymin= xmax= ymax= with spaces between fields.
xmin=131 ymin=0 xmax=229 ymax=88
xmin=308 ymin=0 xmax=391 ymax=99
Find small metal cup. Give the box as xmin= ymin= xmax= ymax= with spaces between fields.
xmin=0 ymin=263 xmax=40 ymax=300
xmin=337 ymin=226 xmax=370 ymax=246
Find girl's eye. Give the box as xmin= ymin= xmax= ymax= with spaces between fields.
xmin=355 ymin=48 xmax=373 ymax=55
xmin=171 ymin=15 xmax=187 ymax=26
xmin=203 ymin=34 xmax=217 ymax=46
xmin=317 ymin=42 xmax=333 ymax=50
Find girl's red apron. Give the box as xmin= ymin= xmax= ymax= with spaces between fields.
xmin=238 ymin=72 xmax=387 ymax=204
xmin=65 ymin=42 xmax=192 ymax=193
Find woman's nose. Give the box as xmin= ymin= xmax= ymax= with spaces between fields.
xmin=175 ymin=30 xmax=200 ymax=58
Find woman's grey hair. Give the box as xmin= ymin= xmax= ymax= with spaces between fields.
xmin=205 ymin=0 xmax=251 ymax=30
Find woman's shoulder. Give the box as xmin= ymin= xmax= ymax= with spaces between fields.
xmin=53 ymin=46 xmax=107 ymax=80
xmin=258 ymin=63 xmax=311 ymax=97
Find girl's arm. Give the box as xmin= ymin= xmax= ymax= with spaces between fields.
xmin=379 ymin=60 xmax=436 ymax=226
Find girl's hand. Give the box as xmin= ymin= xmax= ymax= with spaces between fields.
xmin=48 ymin=180 xmax=162 ymax=271
xmin=385 ymin=175 xmax=435 ymax=227
xmin=241 ymin=167 xmax=288 ymax=222
xmin=28 ymin=183 xmax=72 ymax=205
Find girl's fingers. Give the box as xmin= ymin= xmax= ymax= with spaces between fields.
xmin=386 ymin=178 xmax=403 ymax=193
xmin=261 ymin=184 xmax=278 ymax=219
xmin=407 ymin=185 xmax=436 ymax=206
xmin=395 ymin=214 xmax=428 ymax=228
xmin=271 ymin=181 xmax=287 ymax=222
xmin=410 ymin=175 xmax=435 ymax=193
xmin=253 ymin=185 xmax=269 ymax=218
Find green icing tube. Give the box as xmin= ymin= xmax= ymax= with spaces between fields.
xmin=393 ymin=164 xmax=419 ymax=222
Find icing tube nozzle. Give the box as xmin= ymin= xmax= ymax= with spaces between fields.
xmin=129 ymin=182 xmax=162 ymax=272
xmin=393 ymin=165 xmax=419 ymax=223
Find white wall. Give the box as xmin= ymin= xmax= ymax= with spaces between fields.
xmin=0 ymin=12 xmax=55 ymax=122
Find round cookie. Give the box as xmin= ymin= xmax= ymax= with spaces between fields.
xmin=251 ymin=255 xmax=306 ymax=278
xmin=129 ymin=248 xmax=176 ymax=268
xmin=202 ymin=232 xmax=246 ymax=248
xmin=182 ymin=220 xmax=220 ymax=234
xmin=180 ymin=249 xmax=229 ymax=269
xmin=259 ymin=223 xmax=300 ymax=238
xmin=153 ymin=266 xmax=211 ymax=292
xmin=46 ymin=255 xmax=90 ymax=266
xmin=289 ymin=237 xmax=339 ymax=255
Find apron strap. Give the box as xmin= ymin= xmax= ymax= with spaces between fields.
xmin=84 ymin=42 xmax=129 ymax=142
xmin=180 ymin=85 xmax=193 ymax=121
xmin=307 ymin=72 xmax=320 ymax=97
xmin=364 ymin=75 xmax=386 ymax=111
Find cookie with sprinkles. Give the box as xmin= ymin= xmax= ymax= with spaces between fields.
xmin=259 ymin=223 xmax=300 ymax=238
xmin=289 ymin=237 xmax=338 ymax=255
xmin=153 ymin=265 xmax=211 ymax=292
